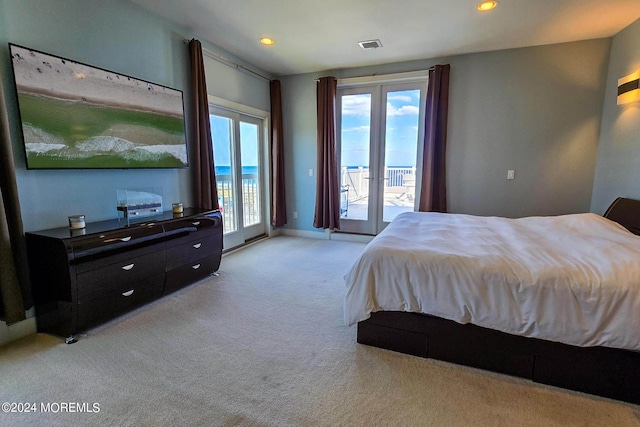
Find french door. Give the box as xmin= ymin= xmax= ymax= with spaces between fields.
xmin=209 ymin=107 xmax=265 ymax=249
xmin=338 ymin=81 xmax=426 ymax=235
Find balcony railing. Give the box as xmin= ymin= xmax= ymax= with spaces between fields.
xmin=216 ymin=168 xmax=414 ymax=231
xmin=216 ymin=173 xmax=260 ymax=234
xmin=341 ymin=166 xmax=415 ymax=200
xmin=340 ymin=166 xmax=416 ymax=220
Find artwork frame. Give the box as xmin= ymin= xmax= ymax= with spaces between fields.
xmin=9 ymin=43 xmax=189 ymax=170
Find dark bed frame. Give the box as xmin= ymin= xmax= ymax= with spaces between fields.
xmin=356 ymin=197 xmax=640 ymax=405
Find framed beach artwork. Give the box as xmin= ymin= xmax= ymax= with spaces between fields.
xmin=8 ymin=44 xmax=188 ymax=169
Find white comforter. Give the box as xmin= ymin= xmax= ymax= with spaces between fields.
xmin=344 ymin=212 xmax=640 ymax=351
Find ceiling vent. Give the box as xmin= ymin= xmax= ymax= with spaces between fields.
xmin=358 ymin=39 xmax=382 ymax=50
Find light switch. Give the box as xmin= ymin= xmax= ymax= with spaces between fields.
xmin=309 ymin=169 xmax=314 ymax=177
xmin=507 ymin=170 xmax=515 ymax=180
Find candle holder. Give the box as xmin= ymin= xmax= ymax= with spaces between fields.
xmin=172 ymin=203 xmax=184 ymax=214
xmin=68 ymin=215 xmax=86 ymax=229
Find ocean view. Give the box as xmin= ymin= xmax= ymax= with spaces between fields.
xmin=214 ymin=165 xmax=415 ymax=175
xmin=215 ymin=165 xmax=258 ymax=176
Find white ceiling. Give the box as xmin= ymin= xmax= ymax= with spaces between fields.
xmin=128 ymin=0 xmax=640 ymax=76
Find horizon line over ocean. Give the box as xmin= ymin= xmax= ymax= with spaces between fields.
xmin=214 ymin=165 xmax=416 ymax=176
xmin=215 ymin=165 xmax=257 ymax=175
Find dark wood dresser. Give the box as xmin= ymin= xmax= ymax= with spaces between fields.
xmin=26 ymin=208 xmax=222 ymax=343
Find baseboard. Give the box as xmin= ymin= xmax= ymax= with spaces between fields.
xmin=279 ymin=228 xmax=373 ymax=243
xmin=0 ymin=316 xmax=37 ymax=347
xmin=269 ymin=228 xmax=282 ymax=237
xmin=329 ymin=232 xmax=374 ymax=243
xmin=279 ymin=229 xmax=329 ymax=239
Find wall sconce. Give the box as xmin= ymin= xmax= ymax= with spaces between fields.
xmin=617 ymin=71 xmax=640 ymax=105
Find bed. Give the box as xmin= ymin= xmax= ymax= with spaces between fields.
xmin=345 ymin=197 xmax=640 ymax=404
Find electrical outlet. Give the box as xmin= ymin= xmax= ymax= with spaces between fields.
xmin=507 ymin=170 xmax=515 ymax=180
xmin=293 ymin=211 xmax=298 ymax=219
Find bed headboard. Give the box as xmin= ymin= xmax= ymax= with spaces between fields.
xmin=603 ymin=197 xmax=640 ymax=235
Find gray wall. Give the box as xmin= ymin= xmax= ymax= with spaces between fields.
xmin=203 ymin=47 xmax=271 ymax=112
xmin=0 ymin=0 xmax=269 ymax=232
xmin=281 ymin=73 xmax=319 ymax=230
xmin=447 ymin=40 xmax=609 ymax=218
xmin=591 ymin=18 xmax=640 ymax=214
xmin=281 ymin=39 xmax=611 ymax=232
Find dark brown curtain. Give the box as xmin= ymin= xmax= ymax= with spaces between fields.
xmin=0 ymin=79 xmax=31 ymax=324
xmin=313 ymin=77 xmax=340 ymax=230
xmin=270 ymin=80 xmax=287 ymax=227
xmin=189 ymin=39 xmax=219 ymax=211
xmin=418 ymin=64 xmax=450 ymax=213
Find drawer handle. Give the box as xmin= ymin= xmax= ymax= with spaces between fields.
xmin=192 ymin=263 xmax=201 ymax=270
xmin=120 ymin=236 xmax=132 ymax=242
xmin=193 ymin=243 xmax=202 ymax=249
xmin=122 ymin=290 xmax=134 ymax=297
xmin=121 ymin=263 xmax=135 ymax=271
xmin=192 ymin=221 xmax=200 ymax=226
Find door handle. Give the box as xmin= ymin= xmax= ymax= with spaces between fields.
xmin=193 ymin=243 xmax=202 ymax=249
xmin=121 ymin=263 xmax=135 ymax=271
xmin=192 ymin=263 xmax=201 ymax=270
xmin=192 ymin=221 xmax=200 ymax=226
xmin=122 ymin=290 xmax=134 ymax=297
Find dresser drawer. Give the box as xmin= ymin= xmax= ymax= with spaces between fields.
xmin=72 ymin=224 xmax=165 ymax=273
xmin=164 ymin=211 xmax=222 ymax=248
xmin=77 ymin=251 xmax=165 ymax=302
xmin=166 ymin=234 xmax=222 ymax=270
xmin=77 ymin=274 xmax=164 ymax=330
xmin=164 ymin=255 xmax=220 ymax=295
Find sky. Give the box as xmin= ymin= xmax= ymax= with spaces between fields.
xmin=210 ymin=88 xmax=421 ymax=171
xmin=341 ymin=89 xmax=421 ymax=168
xmin=210 ymin=116 xmax=259 ymax=170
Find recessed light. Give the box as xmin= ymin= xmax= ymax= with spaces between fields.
xmin=477 ymin=1 xmax=499 ymax=11
xmin=260 ymin=37 xmax=275 ymax=46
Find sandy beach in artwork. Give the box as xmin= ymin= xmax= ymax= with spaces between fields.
xmin=10 ymin=45 xmax=184 ymax=118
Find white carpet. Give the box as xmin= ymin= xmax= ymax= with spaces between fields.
xmin=0 ymin=236 xmax=638 ymax=426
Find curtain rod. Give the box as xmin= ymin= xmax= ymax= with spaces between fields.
xmin=314 ymin=66 xmax=437 ymax=82
xmin=317 ymin=70 xmax=431 ymax=85
xmin=184 ymin=39 xmax=271 ymax=82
